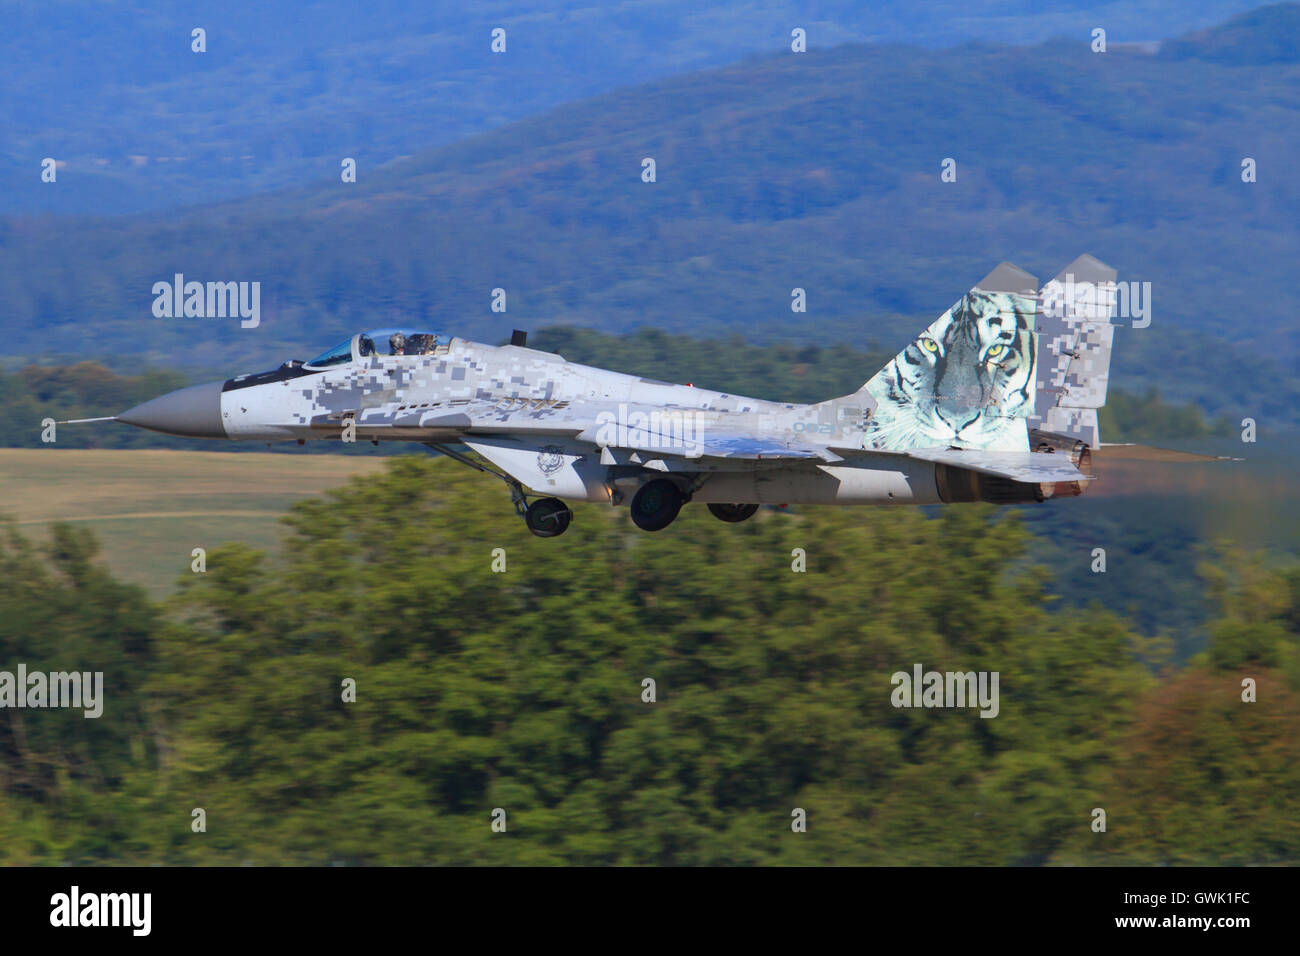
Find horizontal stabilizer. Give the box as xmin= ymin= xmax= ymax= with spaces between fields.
xmin=832 ymin=442 xmax=1093 ymax=484
xmin=903 ymin=447 xmax=1093 ymax=483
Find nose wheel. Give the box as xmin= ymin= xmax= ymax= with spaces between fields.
xmin=524 ymin=497 xmax=573 ymax=537
xmin=425 ymin=442 xmax=574 ymax=538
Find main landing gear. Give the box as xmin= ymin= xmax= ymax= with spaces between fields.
xmin=630 ymin=478 xmax=686 ymax=532
xmin=426 ymin=444 xmax=753 ymax=537
xmin=707 ymin=502 xmax=759 ymax=523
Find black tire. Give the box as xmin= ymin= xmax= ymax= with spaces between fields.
xmin=707 ymin=502 xmax=759 ymax=523
xmin=630 ymin=479 xmax=684 ymax=532
xmin=524 ymin=497 xmax=572 ymax=537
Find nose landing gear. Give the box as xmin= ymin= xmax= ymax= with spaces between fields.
xmin=524 ymin=497 xmax=573 ymax=537
xmin=426 ymin=442 xmax=574 ymax=538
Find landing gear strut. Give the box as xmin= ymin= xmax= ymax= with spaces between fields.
xmin=707 ymin=502 xmax=759 ymax=523
xmin=426 ymin=443 xmax=573 ymax=537
xmin=630 ymin=478 xmax=685 ymax=532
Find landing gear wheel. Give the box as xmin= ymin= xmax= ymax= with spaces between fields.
xmin=524 ymin=497 xmax=572 ymax=537
xmin=630 ymin=479 xmax=684 ymax=532
xmin=708 ymin=502 xmax=759 ymax=523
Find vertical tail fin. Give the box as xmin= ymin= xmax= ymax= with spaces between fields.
xmin=858 ymin=262 xmax=1040 ymax=452
xmin=1028 ymin=254 xmax=1118 ymax=448
xmin=814 ymin=256 xmax=1119 ymax=455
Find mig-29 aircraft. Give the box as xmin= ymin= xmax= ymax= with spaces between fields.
xmin=78 ymin=255 xmax=1233 ymax=537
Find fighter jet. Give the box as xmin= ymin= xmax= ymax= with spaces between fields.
xmin=81 ymin=256 xmax=1233 ymax=537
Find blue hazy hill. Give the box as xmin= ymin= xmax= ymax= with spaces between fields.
xmin=1 ymin=0 xmax=1272 ymax=214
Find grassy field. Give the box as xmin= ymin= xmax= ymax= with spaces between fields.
xmin=1 ymin=448 xmax=389 ymax=597
xmin=4 ymin=444 xmax=1295 ymax=609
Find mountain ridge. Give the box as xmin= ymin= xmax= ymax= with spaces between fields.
xmin=5 ymin=6 xmax=1297 ymax=428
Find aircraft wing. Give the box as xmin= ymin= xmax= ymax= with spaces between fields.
xmin=348 ymin=398 xmax=1092 ymax=481
xmin=336 ymin=400 xmax=837 ymax=463
xmin=1095 ymin=443 xmax=1242 ymax=463
xmin=571 ymin=424 xmax=840 ymax=463
xmin=682 ymin=435 xmax=837 ymax=461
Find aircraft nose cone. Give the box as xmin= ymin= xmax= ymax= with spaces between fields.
xmin=118 ymin=380 xmax=226 ymax=438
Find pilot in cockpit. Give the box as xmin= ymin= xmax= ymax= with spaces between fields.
xmin=389 ymin=332 xmax=407 ymax=355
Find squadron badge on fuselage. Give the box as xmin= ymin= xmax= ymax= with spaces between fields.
xmin=537 ymin=445 xmax=566 ymax=476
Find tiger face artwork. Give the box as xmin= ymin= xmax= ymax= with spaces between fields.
xmin=863 ymin=290 xmax=1037 ymax=452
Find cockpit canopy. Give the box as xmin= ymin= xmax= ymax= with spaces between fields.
xmin=359 ymin=328 xmax=443 ymax=358
xmin=304 ymin=338 xmax=353 ymax=369
xmin=305 ymin=329 xmax=446 ymax=369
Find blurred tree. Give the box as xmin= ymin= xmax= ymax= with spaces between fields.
xmin=0 ymin=458 xmax=1295 ymax=865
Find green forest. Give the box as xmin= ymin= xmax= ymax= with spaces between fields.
xmin=1 ymin=456 xmax=1296 ymax=865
